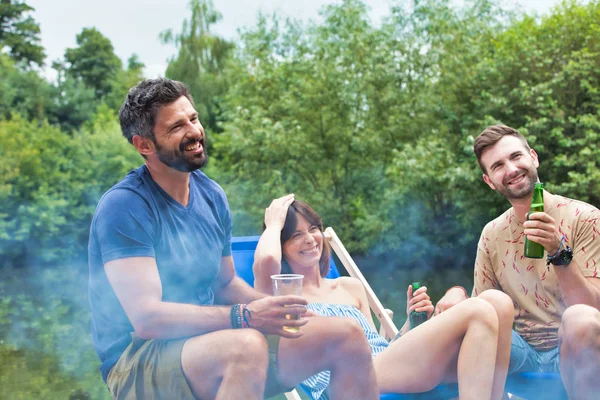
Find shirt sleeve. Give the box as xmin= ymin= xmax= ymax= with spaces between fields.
xmin=93 ymin=189 xmax=157 ymax=264
xmin=473 ymin=225 xmax=501 ymax=296
xmin=572 ymin=206 xmax=600 ymax=278
xmin=219 ymin=190 xmax=232 ymax=257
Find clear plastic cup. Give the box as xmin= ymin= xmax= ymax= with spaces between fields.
xmin=271 ymin=274 xmax=304 ymax=333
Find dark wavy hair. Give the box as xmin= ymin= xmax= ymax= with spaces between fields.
xmin=118 ymin=78 xmax=194 ymax=144
xmin=264 ymin=200 xmax=331 ymax=277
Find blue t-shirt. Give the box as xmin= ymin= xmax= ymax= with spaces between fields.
xmin=88 ymin=165 xmax=232 ymax=382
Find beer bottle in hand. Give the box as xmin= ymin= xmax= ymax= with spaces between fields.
xmin=524 ymin=182 xmax=545 ymax=258
xmin=409 ymin=282 xmax=428 ymax=329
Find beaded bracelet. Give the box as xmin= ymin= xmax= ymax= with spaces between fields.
xmin=230 ymin=304 xmax=250 ymax=329
xmin=546 ymin=236 xmax=566 ymax=260
xmin=230 ymin=304 xmax=242 ymax=329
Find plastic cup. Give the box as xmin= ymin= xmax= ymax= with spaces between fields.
xmin=271 ymin=274 xmax=304 ymax=333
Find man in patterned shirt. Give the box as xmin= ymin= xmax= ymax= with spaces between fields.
xmin=435 ymin=124 xmax=600 ymax=399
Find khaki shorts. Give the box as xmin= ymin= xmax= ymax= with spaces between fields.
xmin=106 ymin=333 xmax=289 ymax=399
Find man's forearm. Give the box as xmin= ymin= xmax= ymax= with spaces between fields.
xmin=214 ymin=275 xmax=266 ymax=305
xmin=133 ymin=301 xmax=232 ymax=340
xmin=555 ymin=261 xmax=600 ymax=308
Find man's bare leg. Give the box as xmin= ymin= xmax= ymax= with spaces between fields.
xmin=559 ymin=304 xmax=600 ymax=400
xmin=181 ymin=329 xmax=269 ymax=400
xmin=277 ymin=316 xmax=378 ymax=400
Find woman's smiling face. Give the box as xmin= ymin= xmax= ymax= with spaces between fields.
xmin=282 ymin=213 xmax=324 ymax=271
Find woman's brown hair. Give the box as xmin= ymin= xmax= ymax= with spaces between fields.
xmin=269 ymin=200 xmax=331 ymax=277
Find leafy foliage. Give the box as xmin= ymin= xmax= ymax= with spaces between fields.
xmin=64 ymin=27 xmax=123 ymax=98
xmin=0 ymin=0 xmax=45 ymax=67
xmin=160 ymin=0 xmax=234 ymax=133
xmin=0 ymin=110 xmax=140 ymax=267
xmin=0 ymin=53 xmax=54 ymax=120
xmin=1 ymin=0 xmax=600 ymax=397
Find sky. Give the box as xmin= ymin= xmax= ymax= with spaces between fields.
xmin=27 ymin=0 xmax=563 ymax=80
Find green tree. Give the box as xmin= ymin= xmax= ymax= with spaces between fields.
xmin=47 ymin=60 xmax=100 ymax=132
xmin=0 ymin=53 xmax=53 ymax=120
xmin=160 ymin=0 xmax=234 ymax=133
xmin=215 ymin=0 xmax=395 ymax=252
xmin=64 ymin=27 xmax=123 ymax=98
xmin=103 ymin=53 xmax=146 ymax=111
xmin=0 ymin=109 xmax=140 ymax=267
xmin=0 ymin=0 xmax=45 ymax=67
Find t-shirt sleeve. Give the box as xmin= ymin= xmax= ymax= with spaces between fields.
xmin=93 ymin=189 xmax=157 ymax=264
xmin=219 ymin=189 xmax=232 ymax=257
xmin=572 ymin=206 xmax=600 ymax=278
xmin=473 ymin=225 xmax=501 ymax=296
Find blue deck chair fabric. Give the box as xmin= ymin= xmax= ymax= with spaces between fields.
xmin=232 ymin=236 xmax=459 ymax=399
xmin=232 ymin=236 xmax=340 ymax=285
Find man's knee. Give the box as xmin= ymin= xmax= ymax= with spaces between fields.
xmin=560 ymin=304 xmax=600 ymax=352
xmin=225 ymin=329 xmax=270 ymax=368
xmin=185 ymin=329 xmax=269 ymax=373
xmin=328 ymin=317 xmax=372 ymax=362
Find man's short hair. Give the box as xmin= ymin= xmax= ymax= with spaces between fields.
xmin=119 ymin=78 xmax=194 ymax=144
xmin=474 ymin=124 xmax=531 ymax=173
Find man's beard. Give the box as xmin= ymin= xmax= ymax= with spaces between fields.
xmin=155 ymin=138 xmax=207 ymax=172
xmin=496 ymin=167 xmax=539 ymax=200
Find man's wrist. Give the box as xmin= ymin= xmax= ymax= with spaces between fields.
xmin=546 ymin=236 xmax=572 ymax=267
xmin=446 ymin=286 xmax=469 ymax=298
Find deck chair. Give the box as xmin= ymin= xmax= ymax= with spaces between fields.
xmin=232 ymin=233 xmax=458 ymax=399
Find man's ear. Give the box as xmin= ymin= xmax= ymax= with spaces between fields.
xmin=483 ymin=174 xmax=496 ymax=190
xmin=132 ymin=135 xmax=155 ymax=156
xmin=530 ymin=148 xmax=540 ymax=169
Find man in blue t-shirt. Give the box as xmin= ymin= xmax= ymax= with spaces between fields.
xmin=88 ymin=78 xmax=378 ymax=400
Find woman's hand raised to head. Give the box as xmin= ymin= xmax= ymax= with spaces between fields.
xmin=406 ymin=285 xmax=434 ymax=319
xmin=264 ymin=194 xmax=295 ymax=230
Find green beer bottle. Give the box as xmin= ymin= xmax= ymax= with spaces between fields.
xmin=409 ymin=282 xmax=428 ymax=329
xmin=524 ymin=182 xmax=545 ymax=258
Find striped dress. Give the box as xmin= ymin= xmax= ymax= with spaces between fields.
xmin=301 ymin=303 xmax=390 ymax=400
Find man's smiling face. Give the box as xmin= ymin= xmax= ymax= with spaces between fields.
xmin=152 ymin=96 xmax=207 ymax=172
xmin=480 ymin=135 xmax=540 ymax=200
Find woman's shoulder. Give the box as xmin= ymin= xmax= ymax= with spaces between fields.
xmin=335 ymin=276 xmax=367 ymax=297
xmin=335 ymin=276 xmax=362 ymax=287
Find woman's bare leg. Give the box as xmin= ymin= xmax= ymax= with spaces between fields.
xmin=373 ymin=297 xmax=499 ymax=400
xmin=477 ymin=289 xmax=514 ymax=399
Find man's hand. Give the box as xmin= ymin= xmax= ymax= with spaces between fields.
xmin=406 ymin=285 xmax=434 ymax=319
xmin=246 ymin=295 xmax=308 ymax=338
xmin=523 ymin=212 xmax=563 ymax=255
xmin=434 ymin=286 xmax=468 ymax=316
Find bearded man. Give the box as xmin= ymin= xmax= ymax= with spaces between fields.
xmin=435 ymin=124 xmax=600 ymax=400
xmin=88 ymin=78 xmax=378 ymax=400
